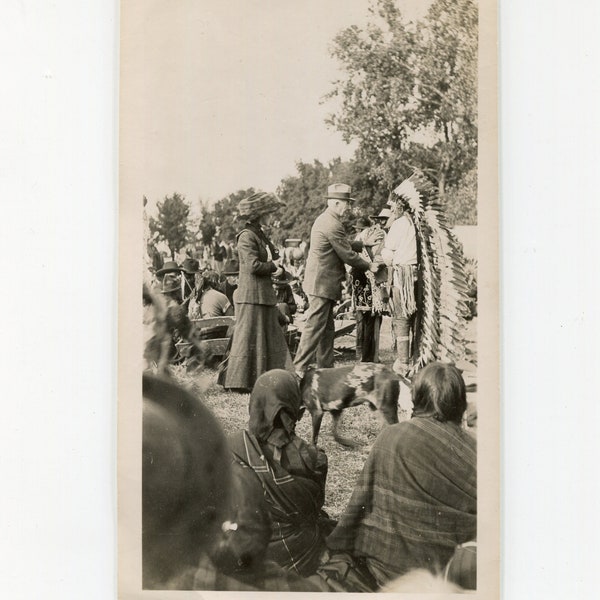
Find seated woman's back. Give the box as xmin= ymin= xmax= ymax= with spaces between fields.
xmin=324 ymin=362 xmax=476 ymax=589
xmin=188 ymin=270 xmax=233 ymax=319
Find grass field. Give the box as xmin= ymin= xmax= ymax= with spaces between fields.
xmin=172 ymin=315 xmax=476 ymax=520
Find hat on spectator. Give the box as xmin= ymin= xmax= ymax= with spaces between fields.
xmin=272 ymin=269 xmax=295 ymax=284
xmin=353 ymin=216 xmax=371 ymax=231
xmin=222 ymin=259 xmax=239 ymax=275
xmin=156 ymin=260 xmax=181 ymax=277
xmin=180 ymin=258 xmax=201 ymax=274
xmin=371 ymin=208 xmax=392 ymax=221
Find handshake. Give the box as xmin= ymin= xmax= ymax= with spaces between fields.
xmin=368 ymin=261 xmax=384 ymax=274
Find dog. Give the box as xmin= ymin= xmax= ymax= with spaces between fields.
xmin=300 ymin=363 xmax=402 ymax=447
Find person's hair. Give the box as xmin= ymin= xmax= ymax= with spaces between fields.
xmin=196 ymin=269 xmax=220 ymax=293
xmin=411 ymin=362 xmax=466 ymax=424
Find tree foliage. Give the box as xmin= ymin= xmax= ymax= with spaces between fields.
xmin=274 ymin=158 xmax=390 ymax=245
xmin=325 ymin=0 xmax=478 ymax=223
xmin=149 ymin=193 xmax=191 ymax=259
xmin=199 ymin=188 xmax=256 ymax=246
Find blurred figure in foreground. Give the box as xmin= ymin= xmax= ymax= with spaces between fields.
xmin=143 ymin=374 xmax=323 ymax=592
xmin=142 ymin=374 xmax=230 ymax=589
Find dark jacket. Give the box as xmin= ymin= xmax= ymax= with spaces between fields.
xmin=235 ymin=225 xmax=278 ymax=306
xmin=303 ymin=208 xmax=370 ymax=301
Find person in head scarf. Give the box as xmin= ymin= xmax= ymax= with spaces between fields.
xmin=218 ymin=192 xmax=293 ymax=392
xmin=227 ymin=370 xmax=334 ymax=577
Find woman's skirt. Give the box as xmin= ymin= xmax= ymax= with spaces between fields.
xmin=220 ymin=303 xmax=293 ymax=392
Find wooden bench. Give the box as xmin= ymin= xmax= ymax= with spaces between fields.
xmin=189 ymin=316 xmax=235 ymax=358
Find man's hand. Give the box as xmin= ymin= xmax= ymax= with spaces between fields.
xmin=362 ymin=228 xmax=385 ymax=247
xmin=368 ymin=261 xmax=383 ymax=273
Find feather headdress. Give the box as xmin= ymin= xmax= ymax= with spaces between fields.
xmin=391 ymin=173 xmax=470 ymax=372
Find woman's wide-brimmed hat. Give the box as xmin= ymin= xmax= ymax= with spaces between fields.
xmin=236 ymin=192 xmax=285 ymax=221
xmin=326 ymin=183 xmax=355 ymax=202
xmin=161 ymin=273 xmax=181 ymax=294
xmin=156 ymin=260 xmax=181 ymax=277
xmin=222 ymin=259 xmax=239 ymax=275
xmin=180 ymin=258 xmax=201 ymax=274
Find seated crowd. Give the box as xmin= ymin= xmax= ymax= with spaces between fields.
xmin=143 ymin=361 xmax=477 ymax=592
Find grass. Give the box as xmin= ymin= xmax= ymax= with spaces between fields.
xmin=170 ymin=323 xmax=410 ymax=520
xmin=171 ymin=316 xmax=476 ymax=520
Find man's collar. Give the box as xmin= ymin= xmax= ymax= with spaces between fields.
xmin=325 ymin=206 xmax=342 ymax=221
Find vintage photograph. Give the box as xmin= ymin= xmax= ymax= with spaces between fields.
xmin=120 ymin=0 xmax=498 ymax=596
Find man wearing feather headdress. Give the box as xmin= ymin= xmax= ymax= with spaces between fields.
xmin=382 ymin=195 xmax=418 ymax=376
xmin=384 ymin=173 xmax=470 ymax=375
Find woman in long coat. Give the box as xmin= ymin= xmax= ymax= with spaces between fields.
xmin=219 ymin=192 xmax=293 ymax=392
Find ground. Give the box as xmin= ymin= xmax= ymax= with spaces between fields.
xmin=172 ymin=315 xmax=477 ymax=520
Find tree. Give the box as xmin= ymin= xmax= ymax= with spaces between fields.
xmin=149 ymin=193 xmax=191 ymax=259
xmin=213 ymin=188 xmax=255 ymax=243
xmin=198 ymin=200 xmax=217 ymax=246
xmin=325 ymin=0 xmax=478 ymax=224
xmin=325 ymin=0 xmax=416 ymax=190
xmin=412 ymin=0 xmax=478 ymax=199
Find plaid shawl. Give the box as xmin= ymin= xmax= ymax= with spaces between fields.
xmin=327 ymin=417 xmax=476 ymax=586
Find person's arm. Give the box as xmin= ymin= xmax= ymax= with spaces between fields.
xmin=238 ymin=230 xmax=277 ymax=276
xmin=326 ymin=223 xmax=370 ymax=271
xmin=218 ymin=293 xmax=234 ymax=316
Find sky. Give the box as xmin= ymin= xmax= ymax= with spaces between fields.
xmin=122 ymin=0 xmax=431 ymax=212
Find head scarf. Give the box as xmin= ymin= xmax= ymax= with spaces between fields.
xmin=248 ymin=370 xmax=301 ymax=448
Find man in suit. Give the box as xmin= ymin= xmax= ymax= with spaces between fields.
xmin=293 ymin=183 xmax=383 ymax=378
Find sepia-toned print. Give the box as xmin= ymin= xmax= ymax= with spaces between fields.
xmin=120 ymin=0 xmax=498 ymax=597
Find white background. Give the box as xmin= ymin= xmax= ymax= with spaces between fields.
xmin=2 ymin=1 xmax=599 ymax=598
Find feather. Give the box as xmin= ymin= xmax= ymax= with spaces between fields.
xmin=391 ymin=173 xmax=470 ymax=372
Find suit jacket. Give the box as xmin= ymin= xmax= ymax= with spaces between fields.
xmin=235 ymin=226 xmax=278 ymax=305
xmin=303 ymin=208 xmax=370 ymax=301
